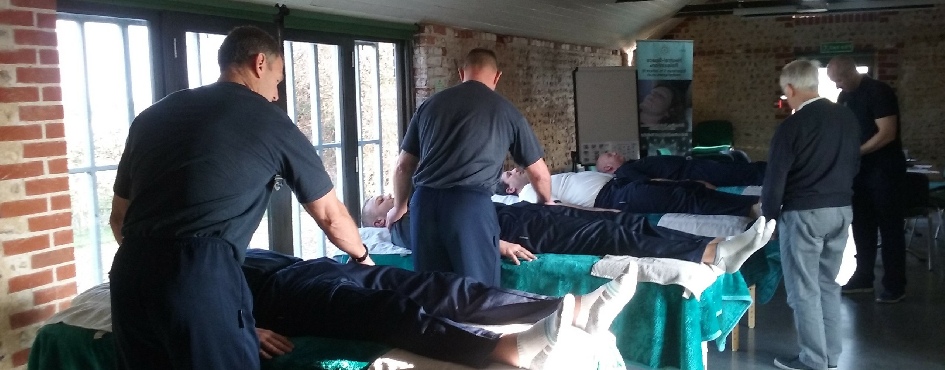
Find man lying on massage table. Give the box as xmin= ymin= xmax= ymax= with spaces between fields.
xmin=244 ymin=249 xmax=637 ymax=369
xmin=495 ymin=169 xmax=762 ymax=217
xmin=594 ymin=152 xmax=767 ymax=187
xmin=362 ymin=196 xmax=775 ymax=273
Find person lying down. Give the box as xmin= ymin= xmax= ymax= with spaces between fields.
xmin=244 ymin=249 xmax=639 ymax=369
xmin=496 ymin=169 xmax=762 ymax=218
xmin=362 ymin=196 xmax=776 ymax=273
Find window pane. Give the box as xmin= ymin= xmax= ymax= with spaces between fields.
xmin=186 ymin=32 xmax=226 ymax=88
xmin=84 ymin=22 xmax=130 ymax=167
xmin=359 ymin=143 xmax=382 ymax=199
xmin=355 ymin=41 xmax=400 ymax=204
xmin=357 ymin=43 xmax=380 ymax=141
xmin=57 ymin=20 xmax=91 ymax=170
xmin=128 ymin=25 xmax=153 ymax=115
xmin=69 ymin=173 xmax=98 ymax=291
xmin=248 ymin=211 xmax=270 ymax=250
xmin=317 ymin=45 xmax=342 ymax=144
xmin=94 ymin=170 xmax=119 ymax=279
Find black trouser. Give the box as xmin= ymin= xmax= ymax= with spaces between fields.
xmin=496 ymin=202 xmax=714 ymax=262
xmin=110 ymin=237 xmax=258 ymax=370
xmin=680 ymin=160 xmax=767 ymax=187
xmin=851 ymin=163 xmax=906 ymax=294
xmin=595 ymin=179 xmax=758 ymax=216
xmin=252 ymin=259 xmax=561 ymax=368
xmin=411 ymin=186 xmax=501 ymax=286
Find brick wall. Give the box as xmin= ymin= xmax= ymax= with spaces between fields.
xmin=413 ymin=24 xmax=623 ymax=172
xmin=665 ymin=8 xmax=945 ymax=169
xmin=0 ymin=0 xmax=73 ymax=369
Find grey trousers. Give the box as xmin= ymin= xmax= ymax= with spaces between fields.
xmin=780 ymin=207 xmax=852 ymax=370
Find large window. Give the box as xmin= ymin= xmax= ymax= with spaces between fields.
xmin=57 ymin=13 xmax=154 ymax=291
xmin=57 ymin=4 xmax=409 ymax=286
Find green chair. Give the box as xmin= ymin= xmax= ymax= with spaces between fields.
xmin=692 ymin=120 xmax=734 ymax=149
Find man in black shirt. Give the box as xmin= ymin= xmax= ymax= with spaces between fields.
xmin=386 ymin=49 xmax=553 ymax=286
xmin=766 ymin=60 xmax=860 ymax=370
xmin=828 ymin=55 xmax=907 ymax=303
xmin=108 ymin=27 xmax=373 ymax=370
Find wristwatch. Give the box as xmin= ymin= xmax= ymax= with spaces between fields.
xmin=352 ymin=244 xmax=370 ymax=263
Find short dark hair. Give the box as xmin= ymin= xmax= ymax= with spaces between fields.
xmin=494 ymin=179 xmax=511 ymax=195
xmin=464 ymin=48 xmax=498 ymax=70
xmin=218 ymin=26 xmax=283 ymax=71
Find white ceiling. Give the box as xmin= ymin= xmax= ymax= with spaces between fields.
xmin=233 ymin=0 xmax=692 ymax=49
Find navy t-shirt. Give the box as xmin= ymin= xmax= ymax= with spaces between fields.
xmin=402 ymin=81 xmax=544 ymax=189
xmin=837 ymin=76 xmax=903 ymax=166
xmin=114 ymin=82 xmax=333 ymax=261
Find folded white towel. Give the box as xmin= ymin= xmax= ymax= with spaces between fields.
xmin=590 ymin=256 xmax=722 ymax=300
xmin=741 ymin=186 xmax=762 ymax=196
xmin=657 ymin=213 xmax=750 ymax=238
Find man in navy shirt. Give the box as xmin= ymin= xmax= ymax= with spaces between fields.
xmin=386 ymin=49 xmax=553 ymax=286
xmin=108 ymin=26 xmax=372 ymax=370
xmin=828 ymin=55 xmax=907 ymax=303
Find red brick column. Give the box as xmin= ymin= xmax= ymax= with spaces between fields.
xmin=0 ymin=0 xmax=74 ymax=368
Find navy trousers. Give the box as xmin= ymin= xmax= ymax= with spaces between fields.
xmin=410 ymin=186 xmax=501 ymax=286
xmin=595 ymin=179 xmax=759 ymax=216
xmin=251 ymin=257 xmax=561 ymax=368
xmin=110 ymin=237 xmax=258 ymax=370
xmin=679 ymin=160 xmax=767 ymax=187
xmin=495 ymin=202 xmax=713 ymax=262
xmin=851 ymin=163 xmax=906 ymax=294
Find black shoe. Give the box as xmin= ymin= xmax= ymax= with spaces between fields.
xmin=876 ymin=291 xmax=905 ymax=304
xmin=841 ymin=276 xmax=873 ymax=294
xmin=774 ymin=356 xmax=816 ymax=370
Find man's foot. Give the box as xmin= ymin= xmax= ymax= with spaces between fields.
xmin=841 ymin=275 xmax=874 ymax=294
xmin=516 ymin=294 xmax=575 ymax=369
xmin=773 ymin=356 xmax=816 ymax=370
xmin=876 ymin=291 xmax=905 ymax=304
xmin=714 ymin=217 xmax=774 ymax=273
xmin=574 ymin=263 xmax=639 ymax=335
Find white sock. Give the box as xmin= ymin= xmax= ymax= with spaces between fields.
xmin=517 ymin=294 xmax=575 ymax=369
xmin=715 ymin=216 xmax=768 ymax=273
xmin=574 ymin=262 xmax=639 ymax=335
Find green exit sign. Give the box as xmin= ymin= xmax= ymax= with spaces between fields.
xmin=821 ymin=42 xmax=854 ymax=54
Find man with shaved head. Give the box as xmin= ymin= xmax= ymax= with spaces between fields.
xmin=386 ymin=48 xmax=553 ymax=286
xmin=827 ymin=55 xmax=907 ymax=304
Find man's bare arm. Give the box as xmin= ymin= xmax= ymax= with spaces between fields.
xmin=860 ymin=115 xmax=897 ymax=155
xmin=109 ymin=195 xmax=130 ymax=246
xmin=523 ymin=159 xmax=554 ymax=205
xmin=386 ymin=151 xmax=419 ymax=227
xmin=303 ymin=189 xmax=374 ymax=265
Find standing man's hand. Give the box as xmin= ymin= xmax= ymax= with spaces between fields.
xmin=388 ymin=150 xmax=419 ymax=229
xmin=385 ymin=205 xmax=408 ymax=230
xmin=499 ymin=240 xmax=536 ymax=265
xmin=524 ymin=158 xmax=553 ymax=204
xmin=256 ymin=328 xmax=294 ymax=359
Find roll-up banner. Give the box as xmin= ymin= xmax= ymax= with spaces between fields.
xmin=635 ymin=40 xmax=693 ymax=157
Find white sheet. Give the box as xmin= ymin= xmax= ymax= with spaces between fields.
xmin=45 ymin=282 xmax=112 ymax=332
xmin=657 ymin=213 xmax=751 ymax=238
xmin=326 ymin=227 xmax=412 ymax=257
xmin=590 ymin=256 xmax=723 ymax=300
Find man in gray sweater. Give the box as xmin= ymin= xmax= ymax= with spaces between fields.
xmin=764 ymin=60 xmax=860 ymax=370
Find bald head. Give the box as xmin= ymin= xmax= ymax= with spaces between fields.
xmin=460 ymin=48 xmax=502 ymax=90
xmin=826 ymin=55 xmax=862 ymax=91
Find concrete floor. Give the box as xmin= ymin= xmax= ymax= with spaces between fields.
xmin=707 ymin=220 xmax=945 ymax=370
